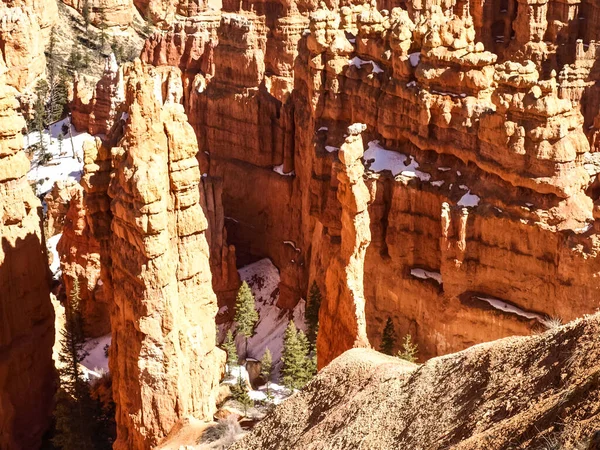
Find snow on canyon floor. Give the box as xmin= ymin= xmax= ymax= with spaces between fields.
xmin=26 ymin=118 xmax=90 ymax=197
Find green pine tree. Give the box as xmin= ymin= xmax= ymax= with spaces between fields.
xmin=231 ymin=370 xmax=253 ymax=416
xmin=234 ymin=281 xmax=259 ymax=355
xmin=380 ymin=317 xmax=396 ymax=355
xmin=48 ymin=69 xmax=69 ymax=123
xmin=33 ymin=79 xmax=49 ymax=159
xmin=260 ymin=347 xmax=273 ymax=397
xmin=397 ymin=334 xmax=419 ymax=363
xmin=58 ymin=133 xmax=64 ymax=155
xmin=53 ymin=278 xmax=110 ymax=450
xmin=281 ymin=321 xmax=312 ymax=391
xmin=221 ymin=330 xmax=238 ymax=376
xmin=305 ymin=281 xmax=321 ymax=349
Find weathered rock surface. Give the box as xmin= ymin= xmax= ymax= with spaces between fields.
xmin=61 ymin=0 xmax=135 ymax=27
xmin=66 ymin=60 xmax=226 ymax=449
xmin=233 ymin=314 xmax=600 ymax=450
xmin=108 ymin=61 xmax=225 ymax=450
xmin=0 ymin=4 xmax=48 ymax=91
xmin=0 ymin=83 xmax=55 ymax=449
xmin=135 ymin=2 xmax=600 ymax=370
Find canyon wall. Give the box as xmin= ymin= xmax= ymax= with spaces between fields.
xmin=0 ymin=1 xmax=55 ymax=92
xmin=0 ymin=83 xmax=55 ymax=448
xmin=61 ymin=0 xmax=135 ymax=27
xmin=134 ymin=0 xmax=600 ymax=368
xmin=64 ymin=60 xmax=227 ymax=448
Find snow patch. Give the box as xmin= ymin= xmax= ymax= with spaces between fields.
xmin=26 ymin=118 xmax=90 ymax=196
xmin=283 ymin=240 xmax=301 ymax=252
xmin=431 ymin=180 xmax=445 ymax=187
xmin=47 ymin=233 xmax=62 ymax=279
xmin=364 ymin=140 xmax=430 ymax=181
xmin=80 ymin=334 xmax=111 ymax=380
xmin=325 ymin=145 xmax=339 ymax=153
xmin=406 ymin=81 xmax=417 ymax=88
xmin=223 ymin=259 xmax=305 ymax=379
xmin=317 ymin=126 xmax=328 ymax=132
xmin=348 ymin=56 xmax=384 ymax=74
xmin=476 ymin=296 xmax=547 ymax=325
xmin=273 ymin=164 xmax=295 ymax=176
xmin=409 ymin=52 xmax=420 ymax=67
xmin=438 ymin=167 xmax=451 ymax=172
xmin=410 ymin=268 xmax=442 ymax=284
xmin=458 ymin=191 xmax=480 ymax=207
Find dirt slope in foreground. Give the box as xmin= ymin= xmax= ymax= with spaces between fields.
xmin=232 ymin=315 xmax=600 ymax=450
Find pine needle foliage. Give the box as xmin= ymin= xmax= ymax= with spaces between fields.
xmin=52 ymin=278 xmax=112 ymax=450
xmin=380 ymin=317 xmax=396 ymax=355
xmin=397 ymin=334 xmax=419 ymax=363
xmin=260 ymin=348 xmax=273 ymax=397
xmin=221 ymin=330 xmax=238 ymax=376
xmin=305 ymin=281 xmax=322 ymax=349
xmin=281 ymin=321 xmax=315 ymax=390
xmin=234 ymin=282 xmax=259 ymax=354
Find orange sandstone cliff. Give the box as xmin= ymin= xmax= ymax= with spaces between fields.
xmin=0 ymin=81 xmax=55 ymax=449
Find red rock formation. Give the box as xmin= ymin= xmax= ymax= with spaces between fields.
xmin=61 ymin=0 xmax=134 ymax=27
xmin=200 ymin=176 xmax=241 ymax=320
xmin=107 ymin=61 xmax=224 ymax=449
xmin=71 ymin=55 xmax=125 ymax=135
xmin=0 ymin=5 xmax=47 ymax=91
xmin=134 ymin=0 xmax=209 ymax=26
xmin=57 ymin=181 xmax=111 ymax=337
xmin=0 ymin=83 xmax=55 ymax=449
xmin=319 ymin=124 xmax=371 ymax=366
xmin=132 ymin=1 xmax=600 ymax=371
xmin=44 ymin=179 xmax=79 ymax=237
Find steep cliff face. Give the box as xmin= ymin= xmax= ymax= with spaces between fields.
xmin=61 ymin=0 xmax=134 ymax=27
xmin=0 ymin=84 xmax=55 ymax=449
xmin=232 ymin=314 xmax=600 ymax=450
xmin=132 ymin=0 xmax=600 ymax=370
xmin=0 ymin=3 xmax=49 ymax=91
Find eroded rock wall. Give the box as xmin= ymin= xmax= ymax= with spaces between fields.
xmin=0 ymin=84 xmax=55 ymax=449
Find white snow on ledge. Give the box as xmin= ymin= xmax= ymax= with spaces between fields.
xmin=348 ymin=56 xmax=384 ymax=74
xmin=458 ymin=190 xmax=480 ymax=207
xmin=47 ymin=233 xmax=62 ymax=279
xmin=273 ymin=164 xmax=295 ymax=176
xmin=325 ymin=145 xmax=339 ymax=153
xmin=476 ymin=296 xmax=548 ymax=326
xmin=410 ymin=268 xmax=442 ymax=284
xmin=363 ymin=140 xmax=430 ymax=181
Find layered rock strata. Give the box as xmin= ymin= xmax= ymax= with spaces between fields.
xmin=320 ymin=124 xmax=371 ymax=366
xmin=0 ymin=84 xmax=54 ymax=449
xmin=79 ymin=1 xmax=600 ymax=370
xmin=61 ymin=0 xmax=134 ymax=27
xmin=0 ymin=4 xmax=48 ymax=91
xmin=99 ymin=61 xmax=224 ymax=449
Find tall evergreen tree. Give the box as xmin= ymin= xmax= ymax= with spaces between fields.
xmin=397 ymin=334 xmax=418 ymax=363
xmin=380 ymin=317 xmax=396 ymax=355
xmin=281 ymin=321 xmax=312 ymax=390
xmin=48 ymin=69 xmax=69 ymax=123
xmin=53 ymin=278 xmax=110 ymax=450
xmin=33 ymin=79 xmax=49 ymax=159
xmin=305 ymin=281 xmax=322 ymax=349
xmin=221 ymin=330 xmax=238 ymax=376
xmin=231 ymin=370 xmax=253 ymax=416
xmin=234 ymin=281 xmax=259 ymax=355
xmin=260 ymin=347 xmax=273 ymax=397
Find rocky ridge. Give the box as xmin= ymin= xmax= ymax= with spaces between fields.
xmin=232 ymin=313 xmax=600 ymax=450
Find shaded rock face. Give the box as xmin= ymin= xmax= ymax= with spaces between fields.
xmin=134 ymin=0 xmax=208 ymax=26
xmin=232 ymin=314 xmax=600 ymax=450
xmin=0 ymin=84 xmax=55 ymax=449
xmin=133 ymin=1 xmax=600 ymax=370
